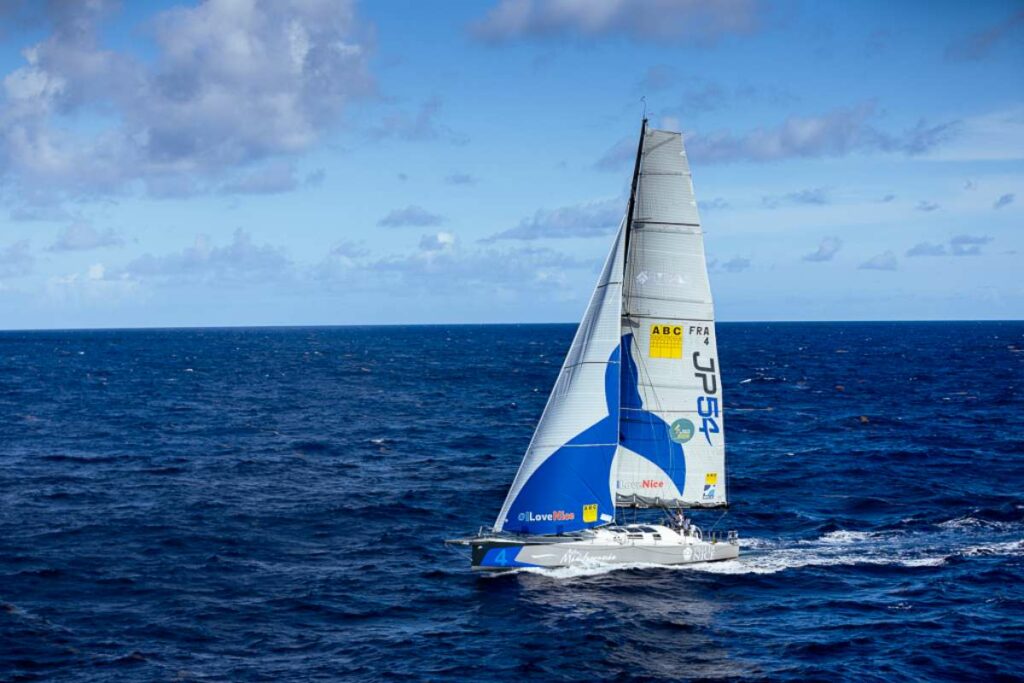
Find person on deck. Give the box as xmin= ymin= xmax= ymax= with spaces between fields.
xmin=674 ymin=510 xmax=685 ymax=532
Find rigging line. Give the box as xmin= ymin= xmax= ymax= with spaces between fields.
xmin=622 ymin=117 xmax=646 ymax=306
xmin=707 ymin=509 xmax=729 ymax=535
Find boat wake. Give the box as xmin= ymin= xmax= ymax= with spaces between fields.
xmin=492 ymin=523 xmax=1024 ymax=579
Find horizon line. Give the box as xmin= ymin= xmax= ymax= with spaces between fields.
xmin=1 ymin=318 xmax=1022 ymax=333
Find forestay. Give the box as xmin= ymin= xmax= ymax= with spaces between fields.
xmin=614 ymin=127 xmax=727 ymax=508
xmin=493 ymin=221 xmax=627 ymax=534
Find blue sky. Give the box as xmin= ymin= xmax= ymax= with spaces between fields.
xmin=0 ymin=0 xmax=1020 ymax=329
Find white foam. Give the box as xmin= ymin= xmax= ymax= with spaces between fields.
xmin=938 ymin=516 xmax=1017 ymax=531
xmin=961 ymin=539 xmax=1024 ymax=557
xmin=816 ymin=530 xmax=877 ymax=544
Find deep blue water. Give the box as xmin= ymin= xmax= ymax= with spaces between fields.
xmin=1 ymin=322 xmax=1022 ymax=682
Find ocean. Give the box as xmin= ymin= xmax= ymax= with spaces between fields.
xmin=1 ymin=322 xmax=1022 ymax=681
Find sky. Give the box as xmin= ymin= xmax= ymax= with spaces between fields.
xmin=0 ymin=0 xmax=1021 ymax=329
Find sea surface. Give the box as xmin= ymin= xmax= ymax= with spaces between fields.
xmin=1 ymin=322 xmax=1022 ymax=682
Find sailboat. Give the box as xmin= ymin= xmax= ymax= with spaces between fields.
xmin=451 ymin=119 xmax=738 ymax=570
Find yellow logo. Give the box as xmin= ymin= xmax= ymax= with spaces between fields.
xmin=582 ymin=504 xmax=598 ymax=523
xmin=649 ymin=324 xmax=683 ymax=359
xmin=705 ymin=472 xmax=718 ymax=485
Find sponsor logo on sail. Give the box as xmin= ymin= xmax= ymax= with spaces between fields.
xmin=517 ymin=510 xmax=576 ymax=522
xmin=649 ymin=323 xmax=683 ymax=359
xmin=670 ymin=418 xmax=695 ymax=443
xmin=617 ymin=479 xmax=666 ymax=490
xmin=582 ymin=504 xmax=598 ymax=523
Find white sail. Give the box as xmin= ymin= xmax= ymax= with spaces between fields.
xmin=614 ymin=127 xmax=726 ymax=508
xmin=493 ymin=220 xmax=627 ymax=534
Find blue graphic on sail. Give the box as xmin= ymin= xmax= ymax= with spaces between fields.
xmin=619 ymin=333 xmax=687 ymax=493
xmin=502 ymin=346 xmax=620 ymax=535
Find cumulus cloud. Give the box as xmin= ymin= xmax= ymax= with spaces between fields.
xmin=470 ymin=0 xmax=762 ymax=44
xmin=993 ymin=193 xmax=1015 ymax=210
xmin=762 ymin=187 xmax=829 ymax=209
xmin=483 ymin=198 xmax=621 ymax=241
xmin=46 ymin=262 xmax=138 ymax=305
xmin=122 ymin=229 xmax=290 ymax=284
xmin=859 ymin=251 xmax=898 ymax=271
xmin=0 ymin=240 xmax=34 ymax=278
xmin=377 ymin=205 xmax=445 ymax=228
xmin=47 ymin=222 xmax=124 ymax=252
xmin=802 ymin=237 xmax=842 ymax=262
xmin=683 ymin=102 xmax=958 ymax=165
xmin=905 ymin=242 xmax=947 ymax=257
xmin=950 ymin=234 xmax=992 ymax=256
xmin=905 ymin=235 xmax=994 ymax=257
xmin=370 ymin=237 xmax=594 ymax=295
xmin=946 ymin=9 xmax=1024 ymax=61
xmin=419 ymin=231 xmax=456 ymax=251
xmin=0 ymin=0 xmax=373 ymax=203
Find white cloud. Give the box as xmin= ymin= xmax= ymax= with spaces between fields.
xmin=377 ymin=205 xmax=446 ymax=228
xmin=685 ymin=102 xmax=958 ymax=165
xmin=949 ymin=234 xmax=992 ymax=256
xmin=945 ymin=9 xmax=1024 ymax=61
xmin=471 ymin=0 xmax=762 ymax=44
xmin=714 ymin=256 xmax=750 ymax=273
xmin=905 ymin=242 xmax=946 ymax=257
xmin=0 ymin=0 xmax=373 ymax=203
xmin=858 ymin=251 xmax=898 ymax=271
xmin=483 ymin=198 xmax=621 ymax=241
xmin=122 ymin=229 xmax=291 ymax=284
xmin=763 ymin=187 xmax=830 ymax=209
xmin=419 ymin=231 xmax=456 ymax=252
xmin=802 ymin=237 xmax=842 ymax=262
xmin=993 ymin=193 xmax=1015 ymax=210
xmin=46 ymin=266 xmax=138 ymax=305
xmin=47 ymin=222 xmax=124 ymax=252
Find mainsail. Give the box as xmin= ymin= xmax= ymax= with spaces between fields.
xmin=616 ymin=125 xmax=726 ymax=508
xmin=494 ymin=120 xmax=726 ymax=535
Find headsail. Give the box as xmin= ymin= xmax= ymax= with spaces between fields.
xmin=493 ymin=221 xmax=626 ymax=534
xmin=614 ymin=126 xmax=727 ymax=508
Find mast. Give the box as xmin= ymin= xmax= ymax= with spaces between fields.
xmin=622 ymin=117 xmax=647 ymax=290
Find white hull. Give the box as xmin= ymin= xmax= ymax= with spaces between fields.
xmin=467 ymin=524 xmax=739 ymax=570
